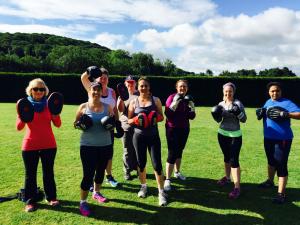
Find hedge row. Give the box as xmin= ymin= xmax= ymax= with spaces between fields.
xmin=1 ymin=73 xmax=299 ymax=107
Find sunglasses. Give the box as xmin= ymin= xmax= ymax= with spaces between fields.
xmin=32 ymin=87 xmax=46 ymax=92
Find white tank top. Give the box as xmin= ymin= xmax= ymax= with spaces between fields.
xmin=101 ymin=87 xmax=116 ymax=109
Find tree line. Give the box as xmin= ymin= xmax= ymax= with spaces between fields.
xmin=0 ymin=32 xmax=297 ymax=77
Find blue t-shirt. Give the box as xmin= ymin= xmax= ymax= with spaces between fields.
xmin=263 ymin=98 xmax=300 ymax=140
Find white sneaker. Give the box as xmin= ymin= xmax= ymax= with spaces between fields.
xmin=164 ymin=179 xmax=171 ymax=191
xmin=158 ymin=191 xmax=168 ymax=206
xmin=174 ymin=172 xmax=186 ymax=181
xmin=137 ymin=186 xmax=147 ymax=198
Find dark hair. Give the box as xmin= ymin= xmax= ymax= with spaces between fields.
xmin=266 ymin=81 xmax=282 ymax=91
xmin=138 ymin=76 xmax=150 ymax=86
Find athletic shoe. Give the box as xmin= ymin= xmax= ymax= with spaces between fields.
xmin=106 ymin=176 xmax=119 ymax=187
xmin=258 ymin=179 xmax=274 ymax=188
xmin=137 ymin=186 xmax=147 ymax=198
xmin=217 ymin=176 xmax=231 ymax=186
xmin=89 ymin=185 xmax=94 ymax=193
xmin=164 ymin=179 xmax=171 ymax=191
xmin=174 ymin=172 xmax=186 ymax=181
xmin=79 ymin=202 xmax=90 ymax=217
xmin=92 ymin=192 xmax=107 ymax=203
xmin=124 ymin=173 xmax=133 ymax=181
xmin=24 ymin=203 xmax=36 ymax=212
xmin=46 ymin=199 xmax=60 ymax=206
xmin=158 ymin=191 xmax=168 ymax=206
xmin=272 ymin=193 xmax=286 ymax=204
xmin=228 ymin=188 xmax=240 ymax=199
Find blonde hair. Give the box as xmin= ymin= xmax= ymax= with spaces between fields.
xmin=25 ymin=78 xmax=49 ymax=96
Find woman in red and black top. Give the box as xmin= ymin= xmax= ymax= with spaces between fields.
xmin=16 ymin=78 xmax=61 ymax=212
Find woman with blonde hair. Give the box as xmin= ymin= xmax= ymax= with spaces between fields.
xmin=16 ymin=78 xmax=61 ymax=212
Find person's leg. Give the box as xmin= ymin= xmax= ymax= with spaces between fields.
xmin=165 ymin=126 xmax=177 ymax=180
xmin=79 ymin=146 xmax=97 ymax=216
xmin=174 ymin=128 xmax=189 ymax=176
xmin=149 ymin=134 xmax=167 ymax=206
xmin=40 ymin=148 xmax=57 ymax=202
xmin=262 ymin=138 xmax=276 ymax=186
xmin=106 ymin=131 xmax=118 ymax=186
xmin=230 ymin=136 xmax=242 ymax=189
xmin=273 ymin=139 xmax=292 ymax=203
xmin=22 ymin=150 xmax=39 ymax=211
xmin=93 ymin=146 xmax=112 ymax=203
xmin=133 ymin=132 xmax=148 ymax=197
xmin=123 ymin=129 xmax=138 ymax=179
xmin=217 ymin=134 xmax=231 ymax=185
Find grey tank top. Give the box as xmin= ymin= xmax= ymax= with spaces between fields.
xmin=80 ymin=103 xmax=112 ymax=147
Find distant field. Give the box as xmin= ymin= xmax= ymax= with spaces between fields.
xmin=0 ymin=103 xmax=299 ymax=225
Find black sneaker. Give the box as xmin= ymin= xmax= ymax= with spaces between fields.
xmin=258 ymin=179 xmax=274 ymax=188
xmin=124 ymin=173 xmax=133 ymax=181
xmin=272 ymin=193 xmax=286 ymax=204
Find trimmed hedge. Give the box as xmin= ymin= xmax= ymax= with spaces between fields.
xmin=2 ymin=73 xmax=300 ymax=107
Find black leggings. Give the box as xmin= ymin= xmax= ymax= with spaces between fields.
xmin=218 ymin=134 xmax=242 ymax=168
xmin=132 ymin=132 xmax=163 ymax=175
xmin=166 ymin=126 xmax=189 ymax=164
xmin=264 ymin=138 xmax=292 ymax=177
xmin=80 ymin=145 xmax=113 ymax=191
xmin=22 ymin=148 xmax=57 ymax=202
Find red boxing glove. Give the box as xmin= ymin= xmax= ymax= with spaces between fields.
xmin=147 ymin=111 xmax=163 ymax=127
xmin=133 ymin=113 xmax=149 ymax=128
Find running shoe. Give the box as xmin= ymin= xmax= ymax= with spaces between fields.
xmin=124 ymin=172 xmax=133 ymax=181
xmin=106 ymin=176 xmax=119 ymax=187
xmin=158 ymin=191 xmax=168 ymax=206
xmin=46 ymin=199 xmax=60 ymax=206
xmin=174 ymin=172 xmax=186 ymax=181
xmin=92 ymin=192 xmax=107 ymax=203
xmin=258 ymin=179 xmax=275 ymax=188
xmin=228 ymin=188 xmax=240 ymax=199
xmin=217 ymin=176 xmax=231 ymax=186
xmin=137 ymin=186 xmax=147 ymax=198
xmin=24 ymin=203 xmax=36 ymax=212
xmin=272 ymin=193 xmax=286 ymax=204
xmin=164 ymin=179 xmax=172 ymax=191
xmin=79 ymin=202 xmax=90 ymax=217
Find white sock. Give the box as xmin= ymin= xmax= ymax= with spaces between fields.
xmin=158 ymin=188 xmax=164 ymax=193
xmin=141 ymin=183 xmax=147 ymax=188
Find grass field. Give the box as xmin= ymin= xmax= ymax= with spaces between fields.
xmin=0 ymin=103 xmax=299 ymax=225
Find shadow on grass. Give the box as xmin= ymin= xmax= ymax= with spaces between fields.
xmin=37 ymin=177 xmax=300 ymax=225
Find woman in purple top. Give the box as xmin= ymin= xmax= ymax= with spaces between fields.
xmin=163 ymin=80 xmax=196 ymax=191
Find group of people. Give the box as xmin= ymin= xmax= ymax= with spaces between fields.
xmin=16 ymin=68 xmax=300 ymax=216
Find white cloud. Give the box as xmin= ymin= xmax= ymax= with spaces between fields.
xmin=0 ymin=0 xmax=216 ymax=27
xmin=133 ymin=7 xmax=300 ymax=74
xmin=0 ymin=23 xmax=95 ymax=37
xmin=93 ymin=32 xmax=126 ymax=49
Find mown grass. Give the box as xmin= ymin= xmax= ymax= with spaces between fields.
xmin=0 ymin=104 xmax=299 ymax=225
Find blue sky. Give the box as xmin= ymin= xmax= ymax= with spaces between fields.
xmin=0 ymin=0 xmax=300 ymax=75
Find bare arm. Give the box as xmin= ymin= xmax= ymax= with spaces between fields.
xmin=127 ymin=100 xmax=136 ymax=125
xmin=81 ymin=72 xmax=92 ymax=92
xmin=155 ymin=97 xmax=164 ymax=121
xmin=117 ymin=97 xmax=125 ymax=113
xmin=74 ymin=103 xmax=86 ymax=123
xmin=288 ymin=112 xmax=300 ymax=119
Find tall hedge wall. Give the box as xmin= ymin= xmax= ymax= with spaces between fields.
xmin=1 ymin=73 xmax=299 ymax=107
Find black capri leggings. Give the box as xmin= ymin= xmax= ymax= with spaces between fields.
xmin=218 ymin=133 xmax=242 ymax=168
xmin=166 ymin=126 xmax=190 ymax=164
xmin=264 ymin=138 xmax=292 ymax=177
xmin=80 ymin=145 xmax=113 ymax=191
xmin=132 ymin=132 xmax=163 ymax=175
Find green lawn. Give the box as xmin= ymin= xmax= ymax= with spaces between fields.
xmin=0 ymin=103 xmax=299 ymax=225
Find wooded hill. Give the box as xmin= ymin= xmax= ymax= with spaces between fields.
xmin=0 ymin=32 xmax=194 ymax=76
